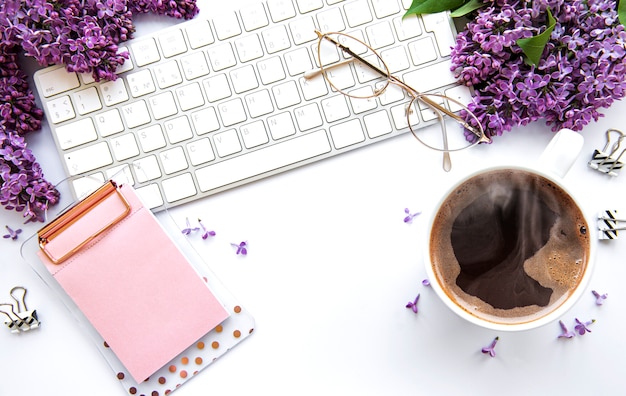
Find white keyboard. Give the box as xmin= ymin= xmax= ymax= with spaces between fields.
xmin=34 ymin=0 xmax=470 ymax=210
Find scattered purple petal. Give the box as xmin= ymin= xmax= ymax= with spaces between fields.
xmin=592 ymin=290 xmax=608 ymax=306
xmin=405 ymin=293 xmax=420 ymax=314
xmin=574 ymin=318 xmax=596 ymax=335
xmin=422 ymin=278 xmax=430 ymax=287
xmin=557 ymin=320 xmax=575 ymax=339
xmin=197 ymin=218 xmax=216 ymax=239
xmin=403 ymin=208 xmax=421 ymax=224
xmin=231 ymin=241 xmax=248 ymax=255
xmin=3 ymin=225 xmax=22 ymax=240
xmin=181 ymin=217 xmax=200 ymax=235
xmin=481 ymin=336 xmax=499 ymax=358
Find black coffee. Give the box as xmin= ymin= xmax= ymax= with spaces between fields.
xmin=430 ymin=169 xmax=589 ymax=324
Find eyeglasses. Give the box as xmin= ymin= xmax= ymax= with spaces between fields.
xmin=305 ymin=31 xmax=491 ymax=171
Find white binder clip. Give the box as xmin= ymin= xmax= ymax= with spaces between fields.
xmin=597 ymin=210 xmax=624 ymax=240
xmin=588 ymin=129 xmax=626 ymax=177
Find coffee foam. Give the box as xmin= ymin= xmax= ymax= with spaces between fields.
xmin=429 ymin=169 xmax=590 ymax=325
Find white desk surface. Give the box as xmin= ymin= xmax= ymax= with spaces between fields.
xmin=2 ymin=1 xmax=626 ymax=395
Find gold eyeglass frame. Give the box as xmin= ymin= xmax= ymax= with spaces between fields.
xmin=307 ymin=30 xmax=491 ymax=170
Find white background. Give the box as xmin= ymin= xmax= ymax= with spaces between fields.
xmin=2 ymin=1 xmax=626 ymax=395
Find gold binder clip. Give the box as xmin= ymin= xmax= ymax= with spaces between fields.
xmin=588 ymin=129 xmax=626 ymax=177
xmin=0 ymin=303 xmax=24 ymax=333
xmin=38 ymin=180 xmax=131 ymax=264
xmin=10 ymin=286 xmax=40 ymax=330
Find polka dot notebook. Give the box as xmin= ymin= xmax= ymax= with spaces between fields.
xmin=23 ymin=181 xmax=255 ymax=395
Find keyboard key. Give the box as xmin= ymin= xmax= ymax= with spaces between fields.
xmin=329 ymin=119 xmax=365 ymax=148
xmin=299 ymin=75 xmax=328 ymax=100
xmin=164 ymin=116 xmax=194 ymax=144
xmin=366 ymin=21 xmax=395 ymax=49
xmin=175 ymin=82 xmax=205 ymax=111
xmin=422 ymin=11 xmax=456 ymax=57
xmin=154 ymin=60 xmax=183 ymax=88
xmin=110 ymin=133 xmax=140 ymax=161
xmin=101 ymin=79 xmax=129 ymax=106
xmin=371 ymin=0 xmax=400 ymax=18
xmin=55 ymin=118 xmax=98 ymax=150
xmin=445 ymin=85 xmax=473 ymax=112
xmin=234 ymin=34 xmax=265 ymax=62
xmin=239 ymin=3 xmax=269 ymax=31
xmin=393 ymin=15 xmax=422 ymax=40
xmin=131 ymin=38 xmax=161 ymax=66
xmin=321 ymin=95 xmax=350 ymax=122
xmin=186 ymin=138 xmax=216 ymax=166
xmin=149 ymin=91 xmax=178 ymax=120
xmin=73 ymin=87 xmax=102 ymax=115
xmin=381 ymin=46 xmax=410 ymax=73
xmin=191 ymin=107 xmax=221 ymax=135
xmin=241 ymin=120 xmax=270 ymax=148
xmin=408 ymin=37 xmax=438 ymax=65
xmin=257 ymin=56 xmax=286 ymax=85
xmin=159 ymin=146 xmax=188 ymax=174
xmin=36 ymin=66 xmax=80 ymax=97
xmin=289 ymin=17 xmax=318 ymax=45
xmin=296 ymin=0 xmax=324 ymax=13
xmin=213 ymin=129 xmax=242 ymax=157
xmin=46 ymin=96 xmax=75 ymax=124
xmin=127 ymin=69 xmax=156 ymax=97
xmin=268 ymin=112 xmax=297 ymax=140
xmin=267 ymin=0 xmax=297 ymax=22
xmin=403 ymin=59 xmax=456 ymax=92
xmin=348 ymin=92 xmax=377 ymax=114
xmin=316 ymin=7 xmax=346 ymax=32
xmin=95 ymin=109 xmax=125 ymax=137
xmin=218 ymin=98 xmax=247 ymax=127
xmin=121 ymin=100 xmax=151 ymax=128
xmin=180 ymin=52 xmax=210 ymax=80
xmin=272 ymin=80 xmax=302 ymax=109
xmin=207 ymin=43 xmax=237 ymax=71
xmin=161 ymin=173 xmax=197 ymax=203
xmin=138 ymin=124 xmax=167 ymax=152
xmin=284 ymin=47 xmax=313 ymax=76
xmin=185 ymin=20 xmax=215 ymax=49
xmin=245 ymin=89 xmax=275 ymax=118
xmin=213 ymin=11 xmax=242 ymax=40
xmin=64 ymin=142 xmax=113 ymax=176
xmin=364 ymin=110 xmax=393 ymax=138
xmin=196 ymin=130 xmax=331 ymax=192
xmin=158 ymin=29 xmax=187 ymax=58
xmin=294 ymin=103 xmax=323 ymax=131
xmin=230 ymin=65 xmax=259 ymax=93
xmin=344 ymin=0 xmax=373 ymax=27
xmin=133 ymin=155 xmax=162 ymax=182
xmin=262 ymin=25 xmax=291 ymax=54
xmin=203 ymin=74 xmax=232 ymax=102
xmin=106 ymin=164 xmax=135 ymax=186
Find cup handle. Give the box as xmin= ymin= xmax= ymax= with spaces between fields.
xmin=537 ymin=128 xmax=584 ymax=179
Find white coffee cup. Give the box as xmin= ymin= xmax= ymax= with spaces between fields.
xmin=424 ymin=129 xmax=597 ymax=332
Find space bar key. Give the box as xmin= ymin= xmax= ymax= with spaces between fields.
xmin=195 ymin=130 xmax=331 ymax=192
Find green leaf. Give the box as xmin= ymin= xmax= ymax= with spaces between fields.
xmin=516 ymin=7 xmax=556 ymax=66
xmin=619 ymin=0 xmax=626 ymax=26
xmin=404 ymin=0 xmax=465 ymax=16
xmin=450 ymin=0 xmax=485 ymax=18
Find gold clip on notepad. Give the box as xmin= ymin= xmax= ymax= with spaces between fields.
xmin=38 ymin=180 xmax=130 ymax=264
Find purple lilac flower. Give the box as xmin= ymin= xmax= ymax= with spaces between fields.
xmin=481 ymin=336 xmax=499 ymax=357
xmin=591 ymin=290 xmax=608 ymax=305
xmin=197 ymin=218 xmax=216 ymax=239
xmin=422 ymin=278 xmax=430 ymax=287
xmin=3 ymin=225 xmax=22 ymax=240
xmin=403 ymin=208 xmax=420 ymax=223
xmin=181 ymin=217 xmax=199 ymax=235
xmin=574 ymin=318 xmax=595 ymax=335
xmin=231 ymin=241 xmax=248 ymax=255
xmin=405 ymin=293 xmax=420 ymax=313
xmin=0 ymin=0 xmax=199 ymax=220
xmin=451 ymin=0 xmax=626 ymax=140
xmin=557 ymin=320 xmax=575 ymax=339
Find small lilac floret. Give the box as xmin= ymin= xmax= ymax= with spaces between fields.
xmin=403 ymin=208 xmax=420 ymax=224
xmin=3 ymin=225 xmax=22 ymax=240
xmin=422 ymin=279 xmax=430 ymax=287
xmin=481 ymin=336 xmax=499 ymax=358
xmin=557 ymin=320 xmax=575 ymax=339
xmin=197 ymin=218 xmax=216 ymax=239
xmin=574 ymin=318 xmax=595 ymax=335
xmin=405 ymin=293 xmax=420 ymax=314
xmin=231 ymin=241 xmax=248 ymax=255
xmin=591 ymin=290 xmax=608 ymax=305
xmin=181 ymin=217 xmax=199 ymax=235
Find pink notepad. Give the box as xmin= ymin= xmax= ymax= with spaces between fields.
xmin=37 ymin=182 xmax=229 ymax=383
